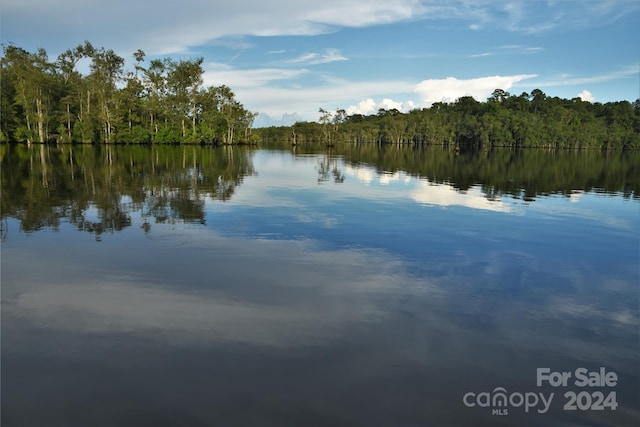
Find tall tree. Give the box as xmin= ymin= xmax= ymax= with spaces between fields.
xmin=2 ymin=45 xmax=55 ymax=143
xmin=89 ymin=47 xmax=124 ymax=142
xmin=56 ymin=41 xmax=94 ymax=142
xmin=166 ymin=57 xmax=204 ymax=139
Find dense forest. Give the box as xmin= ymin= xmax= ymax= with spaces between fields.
xmin=258 ymin=93 xmax=640 ymax=149
xmin=1 ymin=42 xmax=638 ymax=149
xmin=1 ymin=42 xmax=257 ymax=145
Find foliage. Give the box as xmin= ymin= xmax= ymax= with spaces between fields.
xmin=257 ymin=91 xmax=640 ymax=150
xmin=1 ymin=42 xmax=255 ymax=144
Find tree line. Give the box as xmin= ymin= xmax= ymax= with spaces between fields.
xmin=257 ymin=89 xmax=640 ymax=149
xmin=1 ymin=42 xmax=258 ymax=145
xmin=3 ymin=41 xmax=638 ymax=149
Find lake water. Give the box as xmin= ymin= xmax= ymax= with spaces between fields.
xmin=1 ymin=144 xmax=639 ymax=426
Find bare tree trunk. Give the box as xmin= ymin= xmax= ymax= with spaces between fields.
xmin=102 ymin=99 xmax=111 ymax=143
xmin=18 ymin=81 xmax=33 ymax=144
xmin=35 ymin=99 xmax=44 ymax=142
xmin=192 ymin=105 xmax=197 ymax=134
xmin=67 ymin=104 xmax=72 ymax=140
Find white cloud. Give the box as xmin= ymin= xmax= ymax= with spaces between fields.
xmin=576 ymin=90 xmax=595 ymax=102
xmin=203 ymin=64 xmax=415 ymax=119
xmin=346 ymin=98 xmax=377 ymax=115
xmin=378 ymin=98 xmax=409 ymax=111
xmin=414 ymin=75 xmax=537 ymax=106
xmin=346 ymin=98 xmax=415 ymax=115
xmin=470 ymin=52 xmax=492 ymax=58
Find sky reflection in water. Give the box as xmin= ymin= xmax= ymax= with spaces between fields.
xmin=2 ymin=148 xmax=639 ymax=427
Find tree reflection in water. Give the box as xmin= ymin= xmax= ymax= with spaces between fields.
xmin=0 ymin=144 xmax=256 ymax=239
xmin=2 ymin=143 xmax=639 ymax=240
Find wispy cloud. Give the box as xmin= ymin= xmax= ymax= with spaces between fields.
xmin=228 ymin=50 xmax=246 ymax=63
xmin=519 ymin=63 xmax=639 ymax=87
xmin=284 ymin=49 xmax=348 ymax=65
xmin=443 ymin=0 xmax=640 ymax=35
xmin=522 ymin=47 xmax=544 ymax=53
xmin=498 ymin=45 xmax=544 ymax=54
xmin=203 ymin=64 xmax=309 ymax=89
xmin=210 ymin=37 xmax=255 ymax=50
xmin=498 ymin=0 xmax=640 ymax=34
xmin=470 ymin=52 xmax=492 ymax=58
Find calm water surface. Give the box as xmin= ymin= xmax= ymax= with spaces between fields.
xmin=1 ymin=144 xmax=639 ymax=426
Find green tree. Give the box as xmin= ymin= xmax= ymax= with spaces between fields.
xmin=142 ymin=58 xmax=169 ymax=139
xmin=318 ymin=108 xmax=333 ymax=144
xmin=166 ymin=57 xmax=204 ymax=140
xmin=2 ymin=45 xmax=55 ymax=143
xmin=88 ymin=47 xmax=124 ymax=142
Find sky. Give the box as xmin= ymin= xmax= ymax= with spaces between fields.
xmin=2 ymin=0 xmax=639 ymax=126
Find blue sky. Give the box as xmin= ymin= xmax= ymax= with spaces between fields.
xmin=2 ymin=0 xmax=639 ymax=125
